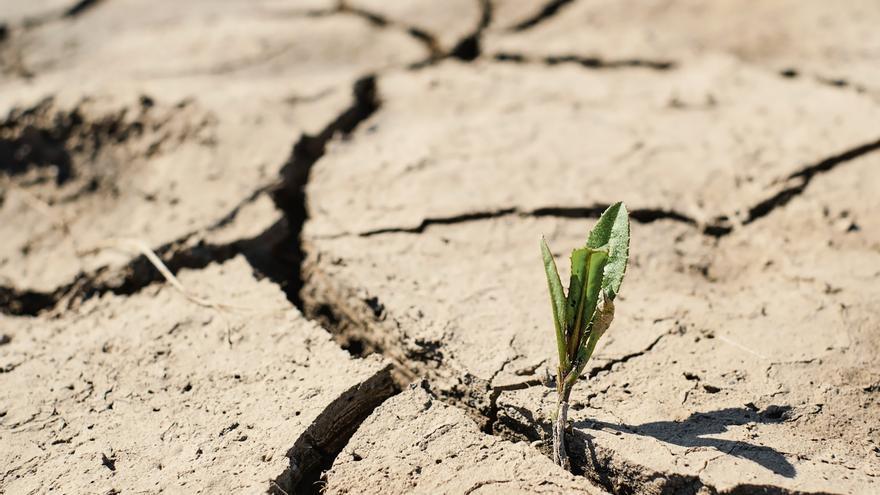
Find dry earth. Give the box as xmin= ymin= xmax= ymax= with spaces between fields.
xmin=1 ymin=1 xmax=879 ymax=494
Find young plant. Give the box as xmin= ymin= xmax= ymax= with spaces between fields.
xmin=541 ymin=202 xmax=630 ymax=470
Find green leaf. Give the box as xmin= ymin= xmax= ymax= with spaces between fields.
xmin=564 ymin=247 xmax=589 ymax=339
xmin=581 ymin=249 xmax=607 ymax=342
xmin=541 ymin=238 xmax=568 ymax=368
xmin=565 ymin=247 xmax=608 ymax=362
xmin=575 ymin=290 xmax=614 ymax=376
xmin=587 ymin=202 xmax=630 ymax=300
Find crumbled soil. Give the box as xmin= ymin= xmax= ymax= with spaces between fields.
xmin=1 ymin=0 xmax=879 ymax=494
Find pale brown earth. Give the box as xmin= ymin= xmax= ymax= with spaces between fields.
xmin=325 ymin=386 xmax=601 ymax=494
xmin=483 ymin=0 xmax=880 ymax=99
xmin=0 ymin=0 xmax=77 ymax=27
xmin=0 ymin=0 xmax=427 ymax=295
xmin=1 ymin=0 xmax=879 ymax=494
xmin=345 ymin=0 xmax=483 ymax=55
xmin=304 ymin=58 xmax=880 ymax=237
xmin=0 ymin=258 xmax=394 ymax=493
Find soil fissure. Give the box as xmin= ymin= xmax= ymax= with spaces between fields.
xmin=270 ymin=366 xmax=397 ymax=495
xmin=509 ymin=0 xmax=577 ymax=32
xmin=358 ymin=205 xmax=697 ymax=237
xmin=494 ymin=53 xmax=677 ymax=71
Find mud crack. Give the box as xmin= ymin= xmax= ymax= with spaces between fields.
xmin=508 ymin=0 xmax=577 ymax=32
xmin=359 ymin=204 xmax=696 ymax=237
xmin=493 ymin=53 xmax=677 ymax=71
xmin=584 ymin=331 xmax=670 ymax=379
xmin=305 ymin=2 xmax=450 ymax=66
xmin=0 ymin=184 xmax=269 ymax=316
xmin=448 ymin=0 xmax=492 ymax=62
xmin=63 ymin=0 xmax=105 ymax=18
xmin=355 ymin=136 xmax=880 ymax=240
xmin=0 ymin=232 xmax=239 ymax=316
xmin=707 ymin=136 xmax=880 ymax=234
xmin=779 ymin=68 xmax=871 ymax=98
xmin=11 ymin=0 xmax=106 ymax=31
xmin=334 ymin=3 xmax=442 ymax=61
xmin=0 ymin=75 xmax=381 ymax=319
xmin=0 ymin=286 xmax=56 ymax=316
xmin=270 ymin=75 xmax=380 ymax=308
xmin=270 ymin=364 xmax=397 ymax=495
xmin=302 ymin=0 xmax=501 ymax=69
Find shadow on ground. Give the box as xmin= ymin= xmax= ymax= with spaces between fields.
xmin=576 ymin=406 xmax=796 ymax=478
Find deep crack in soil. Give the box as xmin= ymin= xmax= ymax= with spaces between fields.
xmin=0 ymin=185 xmax=269 ymax=317
xmin=270 ymin=75 xmax=380 ymax=308
xmin=262 ymin=76 xmax=400 ymax=493
xmin=449 ymin=0 xmax=492 ymax=62
xmin=1 ymin=76 xmax=398 ymax=495
xmin=0 ymin=75 xmax=378 ymax=318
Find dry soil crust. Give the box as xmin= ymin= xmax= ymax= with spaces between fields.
xmin=325 ymin=386 xmax=603 ymax=495
xmin=2 ymin=0 xmax=880 ymax=494
xmin=302 ymin=63 xmax=880 ymax=494
xmin=0 ymin=0 xmax=428 ymax=297
xmin=0 ymin=258 xmax=395 ymax=493
xmin=304 ymin=59 xmax=880 ymax=238
xmin=484 ymin=0 xmax=880 ymax=99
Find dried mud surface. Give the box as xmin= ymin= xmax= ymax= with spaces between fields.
xmin=1 ymin=258 xmax=393 ymax=493
xmin=484 ymin=0 xmax=880 ymax=99
xmin=2 ymin=0 xmax=879 ymax=494
xmin=325 ymin=386 xmax=602 ymax=494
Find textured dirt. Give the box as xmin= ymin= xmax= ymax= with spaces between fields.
xmin=301 ymin=39 xmax=880 ymax=495
xmin=304 ymin=59 xmax=880 ymax=238
xmin=0 ymin=0 xmax=76 ymax=27
xmin=345 ymin=0 xmax=483 ymax=55
xmin=8 ymin=0 xmax=419 ymax=84
xmin=493 ymin=153 xmax=880 ymax=494
xmin=484 ymin=0 xmax=880 ymax=99
xmin=0 ymin=257 xmax=394 ymax=493
xmin=2 ymin=0 xmax=879 ymax=494
xmin=489 ymin=1 xmax=560 ymax=31
xmin=0 ymin=0 xmax=425 ymax=296
xmin=304 ymin=190 xmax=880 ymax=493
xmin=325 ymin=386 xmax=601 ymax=494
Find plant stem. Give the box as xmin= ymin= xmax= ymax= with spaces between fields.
xmin=553 ymin=381 xmax=573 ymax=470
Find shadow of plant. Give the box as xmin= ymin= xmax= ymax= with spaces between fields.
xmin=576 ymin=406 xmax=796 ymax=478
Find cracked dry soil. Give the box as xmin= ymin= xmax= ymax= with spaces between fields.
xmin=2 ymin=1 xmax=880 ymax=494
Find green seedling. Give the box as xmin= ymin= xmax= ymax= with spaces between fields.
xmin=541 ymin=202 xmax=630 ymax=470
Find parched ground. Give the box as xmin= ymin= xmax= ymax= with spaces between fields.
xmin=1 ymin=1 xmax=879 ymax=494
